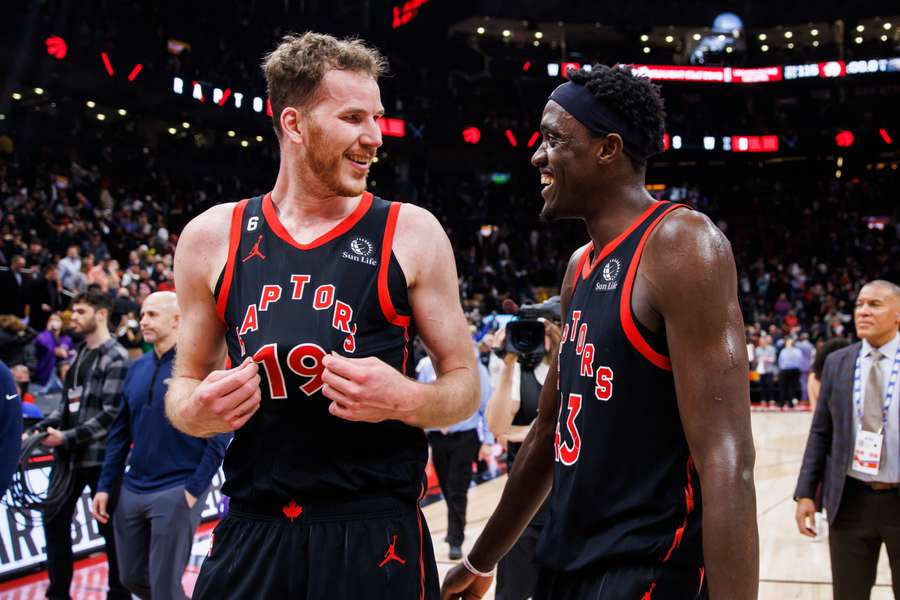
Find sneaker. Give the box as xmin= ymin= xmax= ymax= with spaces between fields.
xmin=448 ymin=545 xmax=463 ymax=560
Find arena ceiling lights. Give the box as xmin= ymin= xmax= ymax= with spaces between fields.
xmin=171 ymin=76 xmax=407 ymax=137
xmin=547 ymin=57 xmax=900 ymax=83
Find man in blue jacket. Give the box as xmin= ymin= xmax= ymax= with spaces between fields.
xmin=91 ymin=292 xmax=229 ymax=600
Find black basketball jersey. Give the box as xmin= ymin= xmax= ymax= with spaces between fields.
xmin=214 ymin=191 xmax=426 ymax=506
xmin=536 ymin=201 xmax=704 ymax=572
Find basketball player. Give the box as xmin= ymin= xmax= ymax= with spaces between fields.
xmin=165 ymin=33 xmax=479 ymax=599
xmin=442 ymin=65 xmax=758 ymax=599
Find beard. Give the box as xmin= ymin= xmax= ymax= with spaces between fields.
xmin=77 ymin=319 xmax=97 ymax=337
xmin=306 ymin=124 xmax=367 ymax=197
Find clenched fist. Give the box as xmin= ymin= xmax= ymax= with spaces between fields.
xmin=322 ymin=352 xmax=421 ymax=424
xmin=182 ymin=358 xmax=261 ymax=436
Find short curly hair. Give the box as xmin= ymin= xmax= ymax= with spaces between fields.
xmin=262 ymin=32 xmax=388 ymax=138
xmin=567 ymin=64 xmax=666 ymax=164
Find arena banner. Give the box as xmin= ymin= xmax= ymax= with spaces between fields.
xmin=0 ymin=467 xmax=226 ymax=579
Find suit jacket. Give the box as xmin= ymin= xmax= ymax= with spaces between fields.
xmin=0 ymin=268 xmax=30 ymax=317
xmin=795 ymin=342 xmax=900 ymax=523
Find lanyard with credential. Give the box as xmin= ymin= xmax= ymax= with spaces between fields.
xmin=853 ymin=344 xmax=900 ymax=431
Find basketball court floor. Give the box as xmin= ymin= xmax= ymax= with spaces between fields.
xmin=0 ymin=411 xmax=893 ymax=599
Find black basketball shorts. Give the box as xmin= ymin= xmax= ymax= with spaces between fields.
xmin=535 ymin=562 xmax=708 ymax=600
xmin=193 ymin=495 xmax=439 ymax=599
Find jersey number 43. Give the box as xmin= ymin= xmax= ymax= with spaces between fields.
xmin=554 ymin=367 xmax=614 ymax=465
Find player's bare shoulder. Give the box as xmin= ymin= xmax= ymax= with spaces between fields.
xmin=176 ymin=202 xmax=238 ymax=292
xmin=641 ymin=207 xmax=738 ymax=316
xmin=646 ymin=207 xmax=735 ymax=276
xmin=390 ymin=202 xmax=451 ymax=288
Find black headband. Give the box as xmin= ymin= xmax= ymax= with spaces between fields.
xmin=549 ymin=81 xmax=652 ymax=163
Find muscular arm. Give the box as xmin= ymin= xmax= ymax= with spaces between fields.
xmin=643 ymin=211 xmax=758 ymax=599
xmin=464 ymin=248 xmax=584 ymax=571
xmin=165 ymin=203 xmax=234 ymax=436
xmin=390 ymin=204 xmax=480 ymax=428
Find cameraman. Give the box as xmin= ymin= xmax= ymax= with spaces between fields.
xmin=485 ymin=318 xmax=560 ymax=600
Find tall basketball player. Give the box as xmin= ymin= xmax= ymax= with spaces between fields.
xmin=166 ymin=33 xmax=479 ymax=599
xmin=442 ymin=65 xmax=758 ymax=599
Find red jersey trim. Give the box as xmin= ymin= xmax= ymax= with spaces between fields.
xmin=262 ymin=191 xmax=373 ymax=251
xmin=377 ymin=203 xmax=412 ymax=328
xmin=570 ymin=245 xmax=592 ymax=292
xmin=661 ymin=455 xmax=697 ymax=562
xmin=619 ymin=204 xmax=687 ymax=371
xmin=378 ymin=202 xmax=412 ymax=374
xmin=581 ymin=201 xmax=662 ymax=281
xmin=417 ymin=509 xmax=426 ymax=600
xmin=216 ymin=199 xmax=248 ymax=322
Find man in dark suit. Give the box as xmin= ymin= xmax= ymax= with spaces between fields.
xmin=0 ymin=255 xmax=32 ymax=318
xmin=795 ymin=279 xmax=900 ymax=600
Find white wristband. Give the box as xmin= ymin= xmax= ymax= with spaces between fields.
xmin=462 ymin=555 xmax=496 ymax=578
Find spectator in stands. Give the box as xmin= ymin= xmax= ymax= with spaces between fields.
xmin=774 ymin=293 xmax=792 ymax=318
xmin=0 ymin=315 xmax=36 ymax=368
xmin=58 ymin=246 xmax=82 ymax=290
xmin=796 ymin=332 xmax=815 ymax=402
xmin=66 ymin=254 xmax=92 ymax=294
xmin=755 ymin=335 xmax=778 ymax=406
xmin=31 ymin=313 xmax=74 ymax=396
xmin=115 ymin=312 xmax=144 ymax=358
xmin=784 ymin=310 xmax=800 ymax=332
xmin=777 ymin=337 xmax=804 ymax=410
xmin=82 ymin=231 xmax=110 ymax=262
xmin=26 ymin=240 xmax=50 ymax=269
xmin=10 ymin=364 xmax=36 ymax=405
xmin=112 ymin=287 xmax=141 ymax=325
xmin=88 ymin=254 xmax=114 ymax=293
xmin=0 ymin=255 xmax=31 ymax=318
xmin=28 ymin=264 xmax=65 ymax=332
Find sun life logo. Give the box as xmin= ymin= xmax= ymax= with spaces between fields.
xmin=596 ymin=258 xmax=621 ymax=292
xmin=343 ymin=237 xmax=378 ymax=266
xmin=350 ymin=237 xmax=374 ymax=257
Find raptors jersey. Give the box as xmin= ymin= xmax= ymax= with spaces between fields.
xmin=214 ymin=191 xmax=426 ymax=505
xmin=536 ymin=201 xmax=704 ymax=572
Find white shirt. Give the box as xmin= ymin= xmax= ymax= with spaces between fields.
xmin=849 ymin=332 xmax=900 ymax=483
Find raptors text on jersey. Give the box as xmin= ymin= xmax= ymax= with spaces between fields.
xmin=537 ymin=201 xmax=705 ymax=573
xmin=214 ymin=192 xmax=427 ymax=505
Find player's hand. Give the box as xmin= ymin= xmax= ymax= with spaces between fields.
xmin=795 ymin=497 xmax=817 ymax=537
xmin=493 ymin=330 xmax=517 ymax=366
xmin=322 ymin=353 xmax=419 ymax=423
xmin=40 ymin=427 xmax=65 ymax=447
xmin=91 ymin=492 xmax=110 ymax=524
xmin=186 ymin=358 xmax=261 ymax=435
xmin=440 ymin=563 xmax=493 ymax=599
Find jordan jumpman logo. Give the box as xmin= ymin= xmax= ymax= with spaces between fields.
xmin=242 ymin=235 xmax=267 ymax=262
xmin=378 ymin=535 xmax=406 ymax=567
